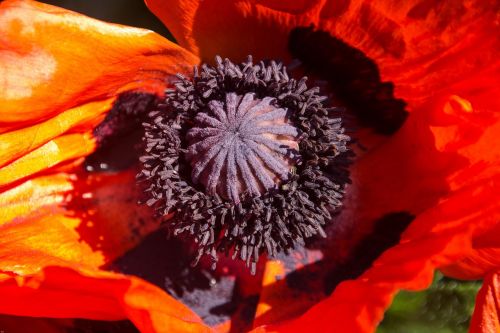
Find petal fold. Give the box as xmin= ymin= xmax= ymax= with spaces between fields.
xmin=0 ymin=99 xmax=113 ymax=169
xmin=0 ymin=132 xmax=95 ymax=188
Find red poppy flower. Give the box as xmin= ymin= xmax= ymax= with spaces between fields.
xmin=0 ymin=0 xmax=499 ymax=332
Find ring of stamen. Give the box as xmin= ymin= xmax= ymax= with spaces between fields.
xmin=138 ymin=56 xmax=351 ymax=274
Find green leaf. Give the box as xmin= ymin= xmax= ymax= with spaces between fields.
xmin=377 ymin=271 xmax=482 ymax=333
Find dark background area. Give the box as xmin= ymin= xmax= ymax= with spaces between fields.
xmin=42 ymin=0 xmax=173 ymax=39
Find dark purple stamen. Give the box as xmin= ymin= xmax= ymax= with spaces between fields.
xmin=138 ymin=56 xmax=351 ymax=273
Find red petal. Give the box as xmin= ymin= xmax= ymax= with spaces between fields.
xmin=0 ymin=266 xmax=210 ymax=333
xmin=145 ymin=0 xmax=498 ymax=107
xmin=256 ymin=174 xmax=499 ymax=333
xmin=470 ymin=272 xmax=500 ymax=333
xmin=146 ymin=2 xmax=500 ymax=330
xmin=441 ymin=222 xmax=500 ymax=280
xmin=252 ymin=79 xmax=500 ymax=330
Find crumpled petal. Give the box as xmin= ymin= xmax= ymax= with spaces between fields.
xmin=254 ymin=180 xmax=499 ymax=333
xmin=469 ymin=272 xmax=500 ymax=333
xmin=255 ymin=175 xmax=499 ymax=333
xmin=146 ymin=0 xmax=498 ymax=109
xmin=252 ymin=74 xmax=500 ymax=331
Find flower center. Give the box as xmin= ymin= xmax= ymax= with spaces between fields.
xmin=186 ymin=92 xmax=299 ymax=202
xmin=138 ymin=56 xmax=351 ymax=273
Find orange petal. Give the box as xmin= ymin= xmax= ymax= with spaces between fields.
xmin=0 ymin=0 xmax=198 ymax=132
xmin=0 ymin=209 xmax=105 ymax=275
xmin=0 ymin=0 xmax=197 ymax=295
xmin=0 ymin=98 xmax=113 ymax=169
xmin=0 ymin=145 xmax=206 ymax=331
xmin=67 ymin=170 xmax=160 ymax=263
xmin=0 ymin=170 xmax=158 ymax=272
xmin=469 ymin=272 xmax=500 ymax=333
xmin=0 ymin=132 xmax=96 ymax=189
xmin=0 ymin=169 xmax=209 ymax=331
xmin=0 ymin=266 xmax=210 ymax=333
xmin=0 ymin=172 xmax=106 ymax=277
